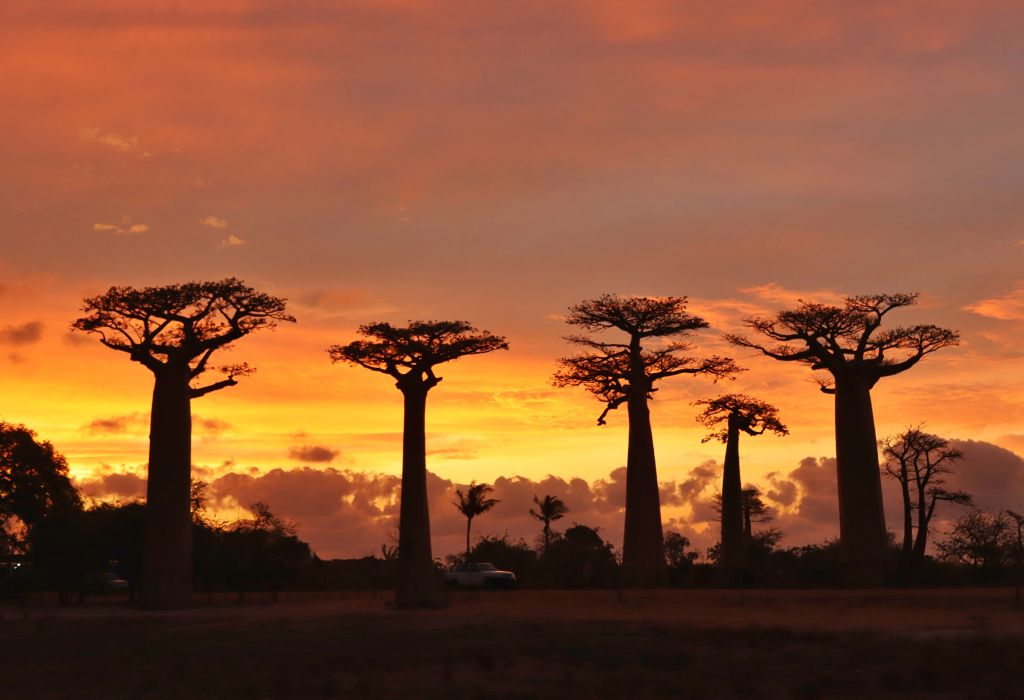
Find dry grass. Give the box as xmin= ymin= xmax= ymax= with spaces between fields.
xmin=3 ymin=589 xmax=1023 ymax=699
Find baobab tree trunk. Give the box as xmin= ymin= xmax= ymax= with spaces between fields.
xmin=833 ymin=373 xmax=889 ymax=584
xmin=142 ymin=366 xmax=193 ymax=609
xmin=898 ymin=467 xmax=913 ymax=565
xmin=622 ymin=392 xmax=665 ymax=585
xmin=912 ymin=498 xmax=933 ymax=562
xmin=719 ymin=421 xmax=744 ymax=580
xmin=396 ymin=386 xmax=445 ymax=608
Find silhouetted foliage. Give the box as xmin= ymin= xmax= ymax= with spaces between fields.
xmin=881 ymin=427 xmax=971 ymax=570
xmin=329 ymin=320 xmax=507 ymax=608
xmin=553 ymin=294 xmax=739 ymax=584
xmin=728 ymin=293 xmax=959 ymax=581
xmin=220 ymin=502 xmax=312 ymax=601
xmin=540 ymin=524 xmax=619 ymax=588
xmin=663 ymin=531 xmax=700 ymax=586
xmin=937 ymin=510 xmax=1013 ymax=582
xmin=453 ymin=482 xmax=499 ymax=557
xmin=0 ymin=422 xmax=81 ymax=555
xmin=468 ymin=534 xmax=538 ymax=582
xmin=529 ymin=494 xmax=569 ymax=552
xmin=72 ymin=278 xmax=295 ymax=608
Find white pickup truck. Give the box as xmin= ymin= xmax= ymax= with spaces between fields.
xmin=446 ymin=562 xmax=518 ymax=589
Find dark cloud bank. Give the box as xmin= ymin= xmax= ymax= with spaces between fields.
xmin=74 ymin=439 xmax=1024 ymax=559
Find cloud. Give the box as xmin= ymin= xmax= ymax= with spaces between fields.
xmin=287 ymin=445 xmax=339 ymax=463
xmin=194 ymin=415 xmax=233 ymax=436
xmin=76 ymin=469 xmax=147 ymax=500
xmin=219 ymin=234 xmax=247 ymax=248
xmin=965 ymin=284 xmax=1024 ymax=321
xmin=85 ymin=413 xmax=147 ymax=434
xmin=0 ymin=321 xmax=43 ymax=346
xmin=200 ymin=215 xmax=228 ymax=229
xmin=739 ymin=283 xmax=845 ymax=307
xmin=79 ymin=126 xmax=151 ymax=156
xmin=93 ymin=215 xmax=149 ymax=236
xmin=85 ymin=412 xmax=229 ymax=436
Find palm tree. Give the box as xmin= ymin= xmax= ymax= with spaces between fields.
xmin=453 ymin=482 xmax=499 ymax=558
xmin=529 ymin=495 xmax=569 ymax=552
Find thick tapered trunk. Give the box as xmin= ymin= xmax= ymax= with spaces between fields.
xmin=142 ymin=367 xmax=193 ymax=609
xmin=396 ymin=387 xmax=445 ymax=608
xmin=719 ymin=423 xmax=744 ymax=578
xmin=834 ymin=373 xmax=888 ymax=584
xmin=622 ymin=393 xmax=665 ymax=585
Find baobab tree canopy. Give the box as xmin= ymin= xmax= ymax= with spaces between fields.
xmin=727 ymin=292 xmax=959 ymax=581
xmin=553 ymin=295 xmax=740 ymax=425
xmin=73 ymin=278 xmax=296 ymax=394
xmin=726 ymin=293 xmax=959 ymax=391
xmin=328 ymin=320 xmax=509 ymax=391
xmin=71 ymin=278 xmax=294 ymax=609
xmin=328 ymin=320 xmax=507 ymax=608
xmin=694 ymin=394 xmax=789 ymax=444
xmin=554 ymin=294 xmax=739 ymax=585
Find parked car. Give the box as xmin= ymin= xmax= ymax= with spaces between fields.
xmin=82 ymin=571 xmax=130 ymax=596
xmin=446 ymin=562 xmax=517 ymax=589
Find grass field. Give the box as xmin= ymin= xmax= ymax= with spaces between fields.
xmin=3 ymin=589 xmax=1023 ymax=699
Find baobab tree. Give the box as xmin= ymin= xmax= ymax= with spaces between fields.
xmin=329 ymin=321 xmax=507 ymax=608
xmin=728 ymin=293 xmax=959 ymax=581
xmin=529 ymin=494 xmax=569 ymax=552
xmin=881 ymin=427 xmax=971 ymax=567
xmin=73 ymin=279 xmax=294 ymax=608
xmin=453 ymin=482 xmax=499 ymax=558
xmin=553 ymin=294 xmax=739 ymax=584
xmin=695 ymin=394 xmax=787 ymax=577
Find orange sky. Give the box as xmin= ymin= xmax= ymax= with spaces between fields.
xmin=2 ymin=1 xmax=1024 ymax=557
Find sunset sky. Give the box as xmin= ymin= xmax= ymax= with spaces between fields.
xmin=2 ymin=1 xmax=1024 ymax=558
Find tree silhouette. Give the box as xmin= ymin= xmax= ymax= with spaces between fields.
xmin=329 ymin=320 xmax=507 ymax=608
xmin=696 ymin=394 xmax=787 ymax=577
xmin=727 ymin=293 xmax=959 ymax=581
xmin=453 ymin=482 xmax=499 ymax=558
xmin=0 ymin=422 xmax=81 ymax=555
xmin=711 ymin=487 xmax=773 ymax=538
xmin=72 ymin=278 xmax=295 ymax=608
xmin=553 ymin=294 xmax=739 ymax=584
xmin=529 ymin=494 xmax=569 ymax=552
xmin=881 ymin=427 xmax=971 ymax=568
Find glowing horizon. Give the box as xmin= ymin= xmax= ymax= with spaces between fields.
xmin=2 ymin=1 xmax=1024 ymax=557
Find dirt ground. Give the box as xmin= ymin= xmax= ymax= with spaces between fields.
xmin=3 ymin=589 xmax=1023 ymax=699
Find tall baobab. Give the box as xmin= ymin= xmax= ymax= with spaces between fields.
xmin=695 ymin=394 xmax=787 ymax=577
xmin=728 ymin=293 xmax=959 ymax=581
xmin=553 ymin=294 xmax=739 ymax=584
xmin=73 ymin=279 xmax=294 ymax=608
xmin=329 ymin=321 xmax=507 ymax=608
xmin=881 ymin=427 xmax=971 ymax=567
xmin=529 ymin=494 xmax=569 ymax=552
xmin=453 ymin=482 xmax=499 ymax=558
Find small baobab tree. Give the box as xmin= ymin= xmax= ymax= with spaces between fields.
xmin=73 ymin=279 xmax=295 ymax=608
xmin=453 ymin=481 xmax=499 ymax=558
xmin=328 ymin=320 xmax=507 ymax=608
xmin=881 ymin=427 xmax=971 ymax=567
xmin=695 ymin=394 xmax=787 ymax=576
xmin=529 ymin=494 xmax=569 ymax=552
xmin=553 ymin=294 xmax=739 ymax=584
xmin=728 ymin=292 xmax=959 ymax=581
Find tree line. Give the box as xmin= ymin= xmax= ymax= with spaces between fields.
xmin=1 ymin=278 xmax=995 ymax=609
